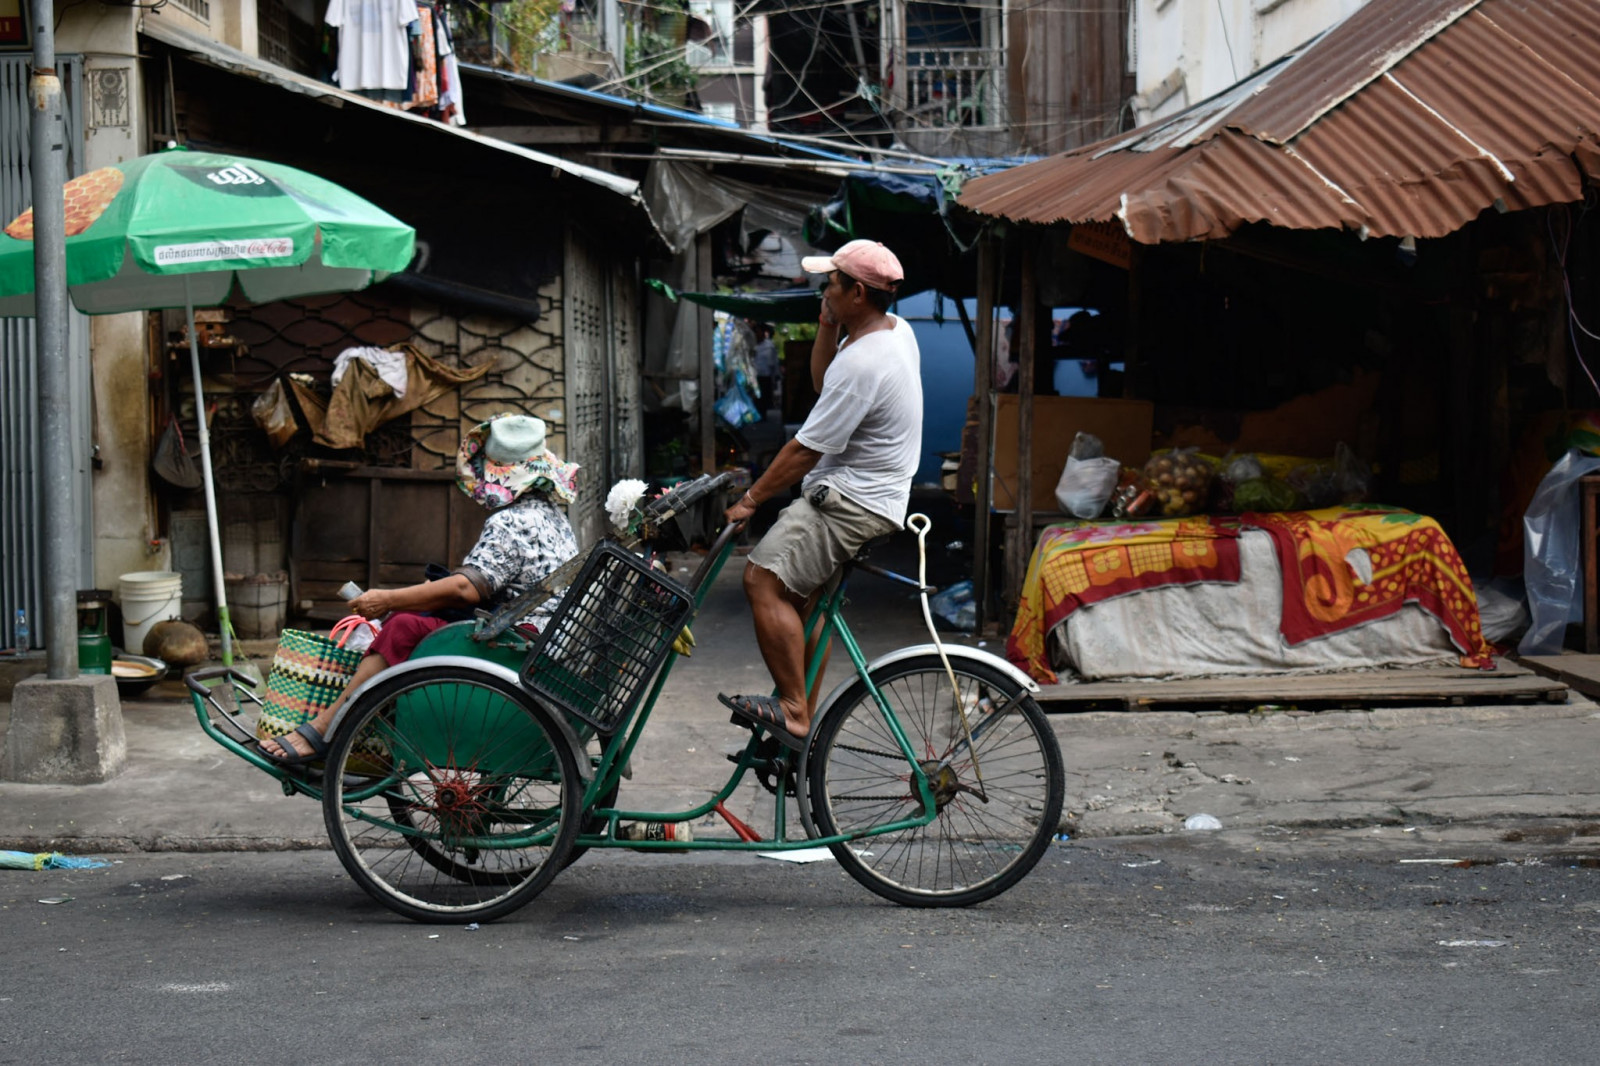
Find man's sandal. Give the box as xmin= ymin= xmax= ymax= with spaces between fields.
xmin=718 ymin=693 xmax=807 ymax=753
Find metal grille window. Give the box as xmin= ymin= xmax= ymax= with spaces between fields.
xmin=259 ymin=0 xmax=317 ymax=74
xmin=172 ymin=0 xmax=212 ymax=23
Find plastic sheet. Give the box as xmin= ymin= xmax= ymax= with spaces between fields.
xmin=1518 ymin=450 xmax=1600 ymax=655
xmin=0 ymin=850 xmax=109 ymax=870
xmin=1474 ymin=576 xmax=1529 ymax=645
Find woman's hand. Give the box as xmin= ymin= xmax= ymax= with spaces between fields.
xmin=346 ymin=588 xmax=394 ymax=620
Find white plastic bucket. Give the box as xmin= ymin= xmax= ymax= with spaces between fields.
xmin=119 ymin=571 xmax=183 ymax=653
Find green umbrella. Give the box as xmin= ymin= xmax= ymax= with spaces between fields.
xmin=0 ymin=145 xmax=416 ymax=664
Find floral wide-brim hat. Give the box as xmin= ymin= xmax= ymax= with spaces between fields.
xmin=455 ymin=415 xmax=579 ymax=510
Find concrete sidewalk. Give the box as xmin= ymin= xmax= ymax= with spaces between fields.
xmin=3 ymin=545 xmax=1599 ymax=859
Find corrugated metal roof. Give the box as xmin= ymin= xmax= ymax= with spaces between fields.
xmin=139 ymin=18 xmax=642 ymax=201
xmin=959 ymin=0 xmax=1600 ymax=243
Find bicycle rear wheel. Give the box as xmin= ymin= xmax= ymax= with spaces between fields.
xmin=321 ymin=666 xmax=582 ymax=924
xmin=806 ymin=655 xmax=1064 ymax=907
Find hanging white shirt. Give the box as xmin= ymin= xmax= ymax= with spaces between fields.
xmin=326 ymin=0 xmax=421 ymax=93
xmin=331 ymin=345 xmax=410 ymax=398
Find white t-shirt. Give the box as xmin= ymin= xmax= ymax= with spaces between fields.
xmin=326 ymin=0 xmax=421 ymax=92
xmin=797 ymin=315 xmax=923 ymax=525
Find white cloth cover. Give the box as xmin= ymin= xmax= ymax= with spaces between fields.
xmin=1049 ymin=530 xmax=1460 ymax=681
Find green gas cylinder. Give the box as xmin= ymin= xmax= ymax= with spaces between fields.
xmin=76 ymin=590 xmax=114 ymax=675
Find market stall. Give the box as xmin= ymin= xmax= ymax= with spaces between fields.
xmin=1007 ymin=504 xmax=1494 ymax=685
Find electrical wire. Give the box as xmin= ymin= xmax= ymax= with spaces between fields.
xmin=1215 ymin=0 xmax=1238 ymax=82
xmin=1549 ymin=197 xmax=1600 ymax=401
xmin=449 ymin=0 xmax=1129 ymax=148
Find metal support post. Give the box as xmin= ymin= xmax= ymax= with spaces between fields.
xmin=28 ymin=0 xmax=77 ymax=679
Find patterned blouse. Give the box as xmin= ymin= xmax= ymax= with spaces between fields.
xmin=456 ymin=494 xmax=579 ymax=626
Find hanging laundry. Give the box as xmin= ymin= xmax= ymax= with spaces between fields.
xmin=325 ymin=0 xmax=422 ymax=95
xmin=300 ymin=344 xmax=493 ymax=451
xmin=407 ymin=1 xmax=441 ymax=110
xmin=435 ymin=5 xmax=466 ymax=126
xmin=331 ymin=345 xmax=411 ymax=398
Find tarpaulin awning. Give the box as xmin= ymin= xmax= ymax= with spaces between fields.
xmin=646 ymin=279 xmax=820 ymax=322
xmin=805 ymin=166 xmax=1005 ymax=298
xmin=958 ymin=0 xmax=1600 ymax=244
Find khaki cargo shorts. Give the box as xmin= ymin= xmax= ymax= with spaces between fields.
xmin=749 ymin=484 xmax=901 ymax=599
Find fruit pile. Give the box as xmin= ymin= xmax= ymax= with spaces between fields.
xmin=1141 ymin=449 xmax=1216 ymax=517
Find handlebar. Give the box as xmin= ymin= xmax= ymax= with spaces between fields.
xmin=642 ymin=472 xmax=734 ymax=531
xmin=184 ymin=666 xmax=259 ymax=696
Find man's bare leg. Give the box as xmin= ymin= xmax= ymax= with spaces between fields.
xmin=743 ymin=561 xmax=812 ymax=741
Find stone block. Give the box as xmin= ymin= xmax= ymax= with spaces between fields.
xmin=1 ymin=675 xmax=126 ymax=783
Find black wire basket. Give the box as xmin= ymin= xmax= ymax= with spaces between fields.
xmin=519 ymin=541 xmax=695 ymax=735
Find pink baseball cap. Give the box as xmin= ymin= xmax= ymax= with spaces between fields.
xmin=801 ymin=239 xmax=905 ymax=291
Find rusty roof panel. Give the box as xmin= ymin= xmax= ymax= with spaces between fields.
xmin=958 ymin=0 xmax=1600 ymax=244
xmin=1226 ymin=0 xmax=1480 ymax=143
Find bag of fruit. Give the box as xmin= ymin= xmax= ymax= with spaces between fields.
xmin=1141 ymin=448 xmax=1217 ymax=517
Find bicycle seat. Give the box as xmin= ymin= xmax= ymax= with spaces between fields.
xmin=851 ymin=534 xmax=894 ymax=563
xmin=857 ymin=531 xmax=896 ymax=557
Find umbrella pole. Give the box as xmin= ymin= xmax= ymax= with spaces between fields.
xmin=184 ymin=279 xmax=233 ymax=667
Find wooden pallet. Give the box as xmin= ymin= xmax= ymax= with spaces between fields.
xmin=1515 ymin=653 xmax=1600 ymax=700
xmin=1033 ymin=660 xmax=1567 ymax=712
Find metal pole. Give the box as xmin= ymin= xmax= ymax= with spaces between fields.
xmin=971 ymin=232 xmax=998 ymax=634
xmin=29 ymin=0 xmax=77 ymax=679
xmin=697 ymin=232 xmax=715 ymax=478
xmin=185 ymin=279 xmax=233 ymax=666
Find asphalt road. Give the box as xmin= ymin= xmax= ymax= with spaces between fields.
xmin=4 ymin=832 xmax=1596 ymax=1065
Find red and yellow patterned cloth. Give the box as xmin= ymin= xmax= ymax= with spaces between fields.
xmin=1006 ymin=506 xmax=1495 ymax=683
xmin=1007 ymin=516 xmax=1243 ymax=682
xmin=1248 ymin=507 xmax=1494 ymax=669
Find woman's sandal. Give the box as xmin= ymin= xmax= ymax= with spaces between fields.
xmin=260 ymin=723 xmax=330 ymax=767
xmin=718 ymin=693 xmax=807 ymax=752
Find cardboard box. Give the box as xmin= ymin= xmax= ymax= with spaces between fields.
xmin=991 ymin=395 xmax=1153 ymax=512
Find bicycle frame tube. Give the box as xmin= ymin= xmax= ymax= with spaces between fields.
xmin=184 ymin=668 xmax=324 ymax=801
xmin=568 ymin=536 xmax=941 ymax=853
xmin=803 ymin=578 xmax=939 ymax=822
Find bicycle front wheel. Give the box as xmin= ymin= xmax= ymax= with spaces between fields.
xmin=806 ymin=655 xmax=1064 ymax=907
xmin=321 ymin=666 xmax=583 ymax=924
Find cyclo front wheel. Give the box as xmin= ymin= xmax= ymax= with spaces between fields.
xmin=806 ymin=654 xmax=1064 ymax=907
xmin=321 ymin=665 xmax=583 ymax=924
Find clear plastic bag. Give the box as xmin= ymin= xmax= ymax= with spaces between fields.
xmin=714 ymin=380 xmax=761 ymax=427
xmin=1518 ymin=449 xmax=1600 ymax=655
xmin=1221 ymin=451 xmax=1263 ymax=484
xmin=1141 ymin=447 xmax=1215 ymax=517
xmin=927 ymin=580 xmax=976 ymax=632
xmin=1055 ymin=455 xmax=1121 ymax=518
xmin=1233 ymin=476 xmax=1298 ymax=513
xmin=250 ymin=379 xmax=300 ymax=449
xmin=331 ymin=614 xmax=382 ymax=654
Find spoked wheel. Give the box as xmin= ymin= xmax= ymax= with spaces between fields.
xmin=806 ymin=655 xmax=1064 ymax=907
xmin=321 ymin=666 xmax=583 ymax=924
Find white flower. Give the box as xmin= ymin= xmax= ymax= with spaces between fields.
xmin=605 ymin=479 xmax=649 ymax=533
